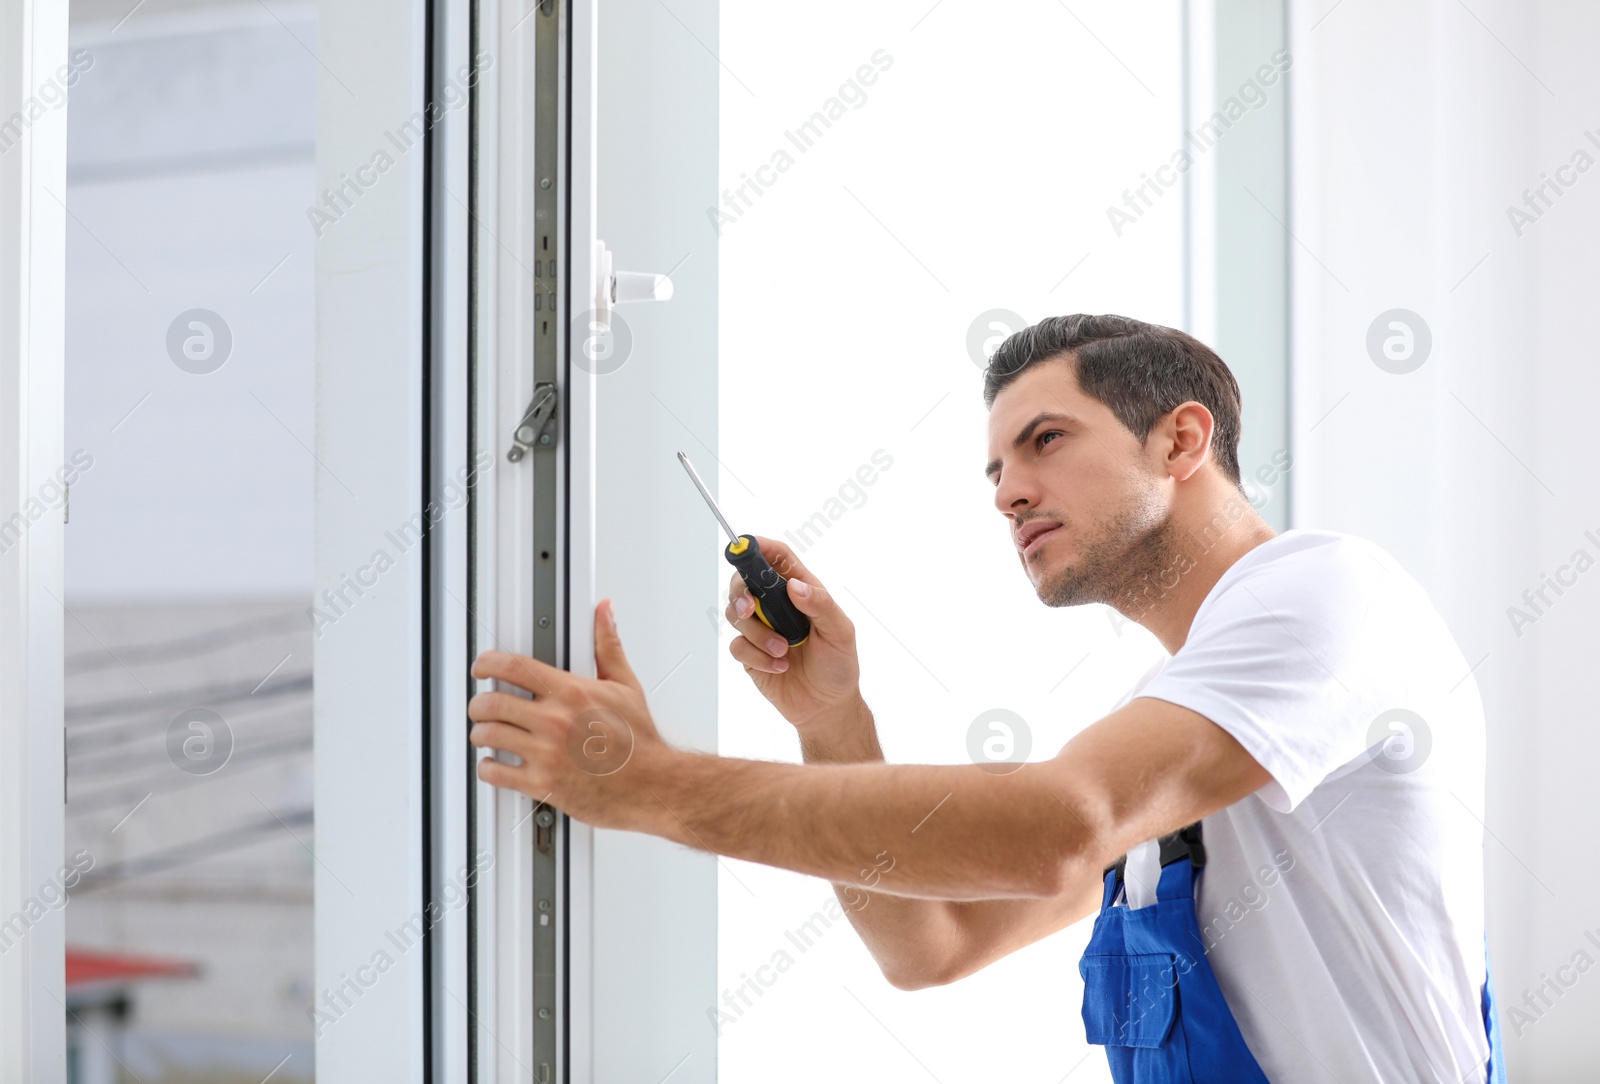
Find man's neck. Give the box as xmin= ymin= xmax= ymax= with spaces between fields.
xmin=1113 ymin=490 xmax=1278 ymax=655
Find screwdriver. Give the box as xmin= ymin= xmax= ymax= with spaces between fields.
xmin=677 ymin=451 xmax=811 ymax=647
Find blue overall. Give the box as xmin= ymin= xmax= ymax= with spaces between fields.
xmin=1079 ymin=823 xmax=1509 ymax=1083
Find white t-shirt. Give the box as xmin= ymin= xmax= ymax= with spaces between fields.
xmin=1112 ymin=528 xmax=1491 ymax=1084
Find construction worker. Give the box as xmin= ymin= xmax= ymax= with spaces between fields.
xmin=469 ymin=314 xmax=1505 ymax=1083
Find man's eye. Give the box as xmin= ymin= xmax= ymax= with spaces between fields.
xmin=1037 ymin=430 xmax=1063 ymax=449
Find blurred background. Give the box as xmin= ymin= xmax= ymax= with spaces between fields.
xmin=46 ymin=0 xmax=1600 ymax=1081
xmin=61 ymin=2 xmax=315 ymax=1082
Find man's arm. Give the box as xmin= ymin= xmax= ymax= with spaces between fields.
xmin=796 ymin=694 xmax=1105 ymax=990
xmin=715 ymin=545 xmax=1109 ymax=988
xmin=637 ymin=693 xmax=1271 ymax=905
xmin=469 ymin=571 xmax=1274 ymax=986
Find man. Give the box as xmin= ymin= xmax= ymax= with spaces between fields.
xmin=468 ymin=314 xmax=1506 ymax=1082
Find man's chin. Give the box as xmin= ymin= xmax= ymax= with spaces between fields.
xmin=1032 ymin=567 xmax=1099 ymax=609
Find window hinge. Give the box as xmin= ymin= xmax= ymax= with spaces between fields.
xmin=507 ymin=381 xmax=558 ymax=462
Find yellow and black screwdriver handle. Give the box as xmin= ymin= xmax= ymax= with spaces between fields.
xmin=725 ymin=535 xmax=811 ymax=646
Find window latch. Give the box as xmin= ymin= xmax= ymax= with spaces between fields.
xmin=507 ymin=381 xmax=558 ymax=462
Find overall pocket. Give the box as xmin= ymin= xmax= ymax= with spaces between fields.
xmin=1080 ymin=953 xmax=1179 ymax=1049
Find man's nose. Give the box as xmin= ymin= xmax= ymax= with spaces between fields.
xmin=994 ymin=467 xmax=1035 ymax=514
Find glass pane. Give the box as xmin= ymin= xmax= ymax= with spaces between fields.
xmin=63 ymin=5 xmax=317 ymax=1082
xmin=716 ymin=3 xmax=1182 ymax=1081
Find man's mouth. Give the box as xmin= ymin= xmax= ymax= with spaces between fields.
xmin=1015 ymin=520 xmax=1061 ymax=558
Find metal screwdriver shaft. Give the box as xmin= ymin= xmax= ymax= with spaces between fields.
xmin=676 ymin=452 xmax=739 ymax=544
xmin=676 ymin=451 xmax=811 ymax=647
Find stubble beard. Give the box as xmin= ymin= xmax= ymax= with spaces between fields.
xmin=1030 ymin=490 xmax=1180 ymax=611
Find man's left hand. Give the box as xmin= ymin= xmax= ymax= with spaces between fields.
xmin=468 ymin=598 xmax=672 ymax=831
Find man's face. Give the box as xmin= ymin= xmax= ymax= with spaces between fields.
xmin=984 ymin=356 xmax=1174 ymax=608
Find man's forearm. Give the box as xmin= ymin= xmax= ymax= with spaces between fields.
xmin=791 ymin=697 xmax=895 ymax=925
xmin=793 ymin=693 xmax=883 ymax=766
xmin=796 ymin=706 xmax=881 ymax=766
xmin=795 ymin=696 xmax=975 ymax=989
xmin=639 ymin=740 xmax=1083 ymax=902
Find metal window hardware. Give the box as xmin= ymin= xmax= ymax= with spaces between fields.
xmin=507 ymin=381 xmax=558 ymax=462
xmin=535 ymin=807 xmax=554 ymax=854
xmin=591 ymin=239 xmax=675 ymax=335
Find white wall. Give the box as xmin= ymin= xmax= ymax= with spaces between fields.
xmin=1290 ymin=1 xmax=1599 ymax=1077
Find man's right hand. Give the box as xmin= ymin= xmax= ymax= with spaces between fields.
xmin=724 ymin=536 xmax=862 ymax=731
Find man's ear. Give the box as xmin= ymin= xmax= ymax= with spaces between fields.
xmin=1161 ymin=401 xmax=1215 ymax=482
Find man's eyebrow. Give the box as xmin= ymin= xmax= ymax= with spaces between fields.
xmin=984 ymin=411 xmax=1075 ymax=479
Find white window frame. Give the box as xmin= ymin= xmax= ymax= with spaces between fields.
xmin=1183 ymin=0 xmax=1292 ymax=528
xmin=15 ymin=0 xmax=758 ymax=1080
xmin=0 ymin=2 xmax=69 ymax=1079
xmin=468 ymin=0 xmax=601 ymax=1077
xmin=309 ymin=0 xmax=433 ymax=1076
xmin=317 ymin=0 xmax=712 ymax=1080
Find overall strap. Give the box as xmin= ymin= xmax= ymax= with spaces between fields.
xmin=1099 ymin=865 xmax=1121 ymax=911
xmin=1154 ymin=822 xmax=1205 ymax=902
xmin=1100 ymin=821 xmax=1207 ymax=902
xmin=1482 ymin=934 xmax=1507 ymax=1084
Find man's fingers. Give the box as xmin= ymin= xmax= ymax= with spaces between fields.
xmin=726 ymin=539 xmax=844 ymax=634
xmin=779 ymin=573 xmax=851 ymax=641
xmin=732 ymin=610 xmax=791 ymax=656
xmin=476 ymin=756 xmax=517 ymax=790
xmin=725 ymin=536 xmax=814 ymax=609
xmin=725 ymin=580 xmax=754 ymax=622
xmin=725 ymin=581 xmax=789 ymax=652
xmin=722 ymin=538 xmax=851 ymax=652
xmin=472 ymin=649 xmax=562 ymax=697
xmin=727 ymin=580 xmax=849 ymax=648
xmin=469 ymin=720 xmax=539 ymax=758
xmin=730 ymin=636 xmax=789 ymax=674
xmin=468 ymin=690 xmax=536 ymax=726
xmin=749 ymin=535 xmax=812 ymax=584
xmin=593 ymin=598 xmax=642 ymax=690
xmin=469 ymin=690 xmax=565 ymax=737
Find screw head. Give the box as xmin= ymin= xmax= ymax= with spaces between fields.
xmin=538 ymin=615 xmax=551 ymax=628
xmin=540 ymin=178 xmax=551 ymax=189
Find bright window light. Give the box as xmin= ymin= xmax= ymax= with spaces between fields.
xmin=717 ymin=3 xmax=1183 ymax=1080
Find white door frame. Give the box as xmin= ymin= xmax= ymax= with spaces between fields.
xmin=0 ymin=2 xmax=69 ymax=1080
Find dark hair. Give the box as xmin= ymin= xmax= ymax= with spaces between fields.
xmin=982 ymin=314 xmax=1243 ymax=485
